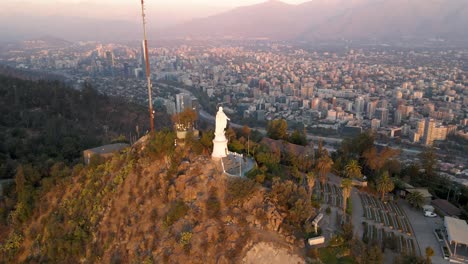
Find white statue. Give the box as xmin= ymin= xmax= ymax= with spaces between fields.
xmin=212 ymin=106 xmax=229 ymax=159
xmin=215 ymin=106 xmax=230 ymax=138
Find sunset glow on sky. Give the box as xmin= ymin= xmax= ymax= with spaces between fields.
xmin=1 ymin=0 xmax=312 ymax=22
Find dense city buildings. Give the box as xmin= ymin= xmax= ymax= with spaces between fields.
xmin=1 ymin=39 xmax=467 ymax=183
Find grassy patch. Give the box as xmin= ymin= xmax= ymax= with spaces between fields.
xmin=225 ymin=177 xmax=258 ymax=205
xmin=318 ymin=247 xmax=357 ymax=264
xmin=164 ymin=200 xmax=189 ymax=226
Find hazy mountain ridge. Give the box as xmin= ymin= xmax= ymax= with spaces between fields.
xmin=2 ymin=0 xmax=466 ymax=43
xmin=165 ymin=0 xmax=468 ymax=42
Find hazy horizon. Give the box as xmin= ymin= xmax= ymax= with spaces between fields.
xmin=0 ymin=0 xmax=467 ymax=43
xmin=0 ymin=0 xmax=312 ymax=21
xmin=0 ymin=0 xmax=313 ymax=42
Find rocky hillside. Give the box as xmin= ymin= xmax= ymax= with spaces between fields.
xmin=1 ymin=132 xmax=307 ymax=263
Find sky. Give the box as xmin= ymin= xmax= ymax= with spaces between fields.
xmin=7 ymin=0 xmax=312 ymax=7
xmin=0 ymin=0 xmax=310 ymax=23
xmin=0 ymin=0 xmax=312 ymax=41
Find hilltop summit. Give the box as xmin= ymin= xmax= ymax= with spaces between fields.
xmin=3 ymin=133 xmax=305 ymax=263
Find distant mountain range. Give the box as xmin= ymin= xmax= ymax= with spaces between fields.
xmin=163 ymin=0 xmax=468 ymax=42
xmin=19 ymin=35 xmax=73 ymax=48
xmin=0 ymin=0 xmax=467 ymax=43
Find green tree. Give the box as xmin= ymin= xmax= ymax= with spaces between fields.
xmin=341 ymin=178 xmax=353 ymax=215
xmin=199 ymin=130 xmax=214 ymax=155
xmin=14 ymin=165 xmax=36 ymax=223
xmin=366 ymin=245 xmax=383 ymax=264
xmin=344 ymin=159 xmax=362 ymax=179
xmin=289 ymin=129 xmax=307 ymax=146
xmin=228 ymin=139 xmax=245 ymax=153
xmin=255 ymin=144 xmax=281 ymax=173
xmin=15 ymin=165 xmax=25 ymax=195
xmin=49 ymin=162 xmax=71 ymax=179
xmin=406 ymin=191 xmax=425 ymax=208
xmin=306 ymin=172 xmax=316 ymax=202
xmin=393 ymin=254 xmax=426 ymax=264
xmin=419 ymin=147 xmax=438 ymax=179
xmin=241 ymin=125 xmax=251 ymax=138
xmin=172 ymin=108 xmax=198 ymax=130
xmin=376 ymin=171 xmax=394 ymax=201
xmin=271 ymin=178 xmax=312 ymax=227
xmin=267 ymin=119 xmax=288 ymax=140
xmin=425 ymin=246 xmax=434 ymax=264
xmin=339 ymin=131 xmax=375 ymax=158
xmin=145 ymin=129 xmax=176 ymax=160
xmin=363 ymin=147 xmax=399 ymax=173
xmin=225 ymin=127 xmax=237 ymax=142
xmin=350 ymin=238 xmax=367 ymax=264
xmin=316 ymin=152 xmax=333 ymax=192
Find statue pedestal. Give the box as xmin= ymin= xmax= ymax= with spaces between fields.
xmin=212 ymin=136 xmax=228 ymax=160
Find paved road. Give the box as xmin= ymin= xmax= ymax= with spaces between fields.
xmin=398 ymin=200 xmax=448 ymax=264
xmin=350 ymin=189 xmax=365 ymax=239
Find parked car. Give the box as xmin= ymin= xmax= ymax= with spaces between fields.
xmin=424 ymin=211 xmax=437 ymax=217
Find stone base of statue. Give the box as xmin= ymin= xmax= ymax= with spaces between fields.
xmin=212 ymin=134 xmax=228 ymax=160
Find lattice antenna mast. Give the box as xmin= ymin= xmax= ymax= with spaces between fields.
xmin=140 ymin=0 xmax=154 ymax=132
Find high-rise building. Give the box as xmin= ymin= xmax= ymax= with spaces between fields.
xmin=327 ymin=110 xmax=337 ymax=121
xmin=394 ymin=109 xmax=403 ymax=125
xmin=421 ymin=118 xmax=448 ymax=146
xmin=366 ymin=101 xmax=377 ymax=119
xmin=433 ymin=126 xmax=448 ymax=142
xmin=354 ymin=96 xmax=365 ymax=114
xmin=380 ymin=99 xmax=389 ymax=109
xmin=423 ymin=103 xmax=435 ymax=115
xmin=301 ymin=84 xmax=314 ymax=98
xmin=423 ymin=118 xmax=436 ymax=145
xmin=375 ymin=108 xmax=389 ymax=126
xmin=394 ymin=89 xmax=403 ymax=99
xmin=402 ymin=124 xmax=411 ymax=136
xmin=164 ymin=100 xmax=176 ymax=115
xmin=371 ymin=119 xmax=381 ymax=130
xmin=176 ymin=93 xmax=192 ymax=113
xmin=311 ymin=97 xmax=321 ymax=110
xmin=345 ymin=102 xmax=353 ymax=112
xmin=417 ymin=119 xmax=425 ymax=136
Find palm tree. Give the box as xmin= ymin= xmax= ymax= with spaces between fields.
xmin=407 ymin=191 xmax=425 ymax=208
xmin=376 ymin=171 xmax=394 ymax=201
xmin=341 ymin=178 xmax=353 ymax=214
xmin=316 ymin=153 xmax=334 ymax=192
xmin=344 ymin=159 xmax=362 ymax=179
xmin=306 ymin=171 xmax=316 ymax=201
xmin=426 ymin=247 xmax=434 ymax=264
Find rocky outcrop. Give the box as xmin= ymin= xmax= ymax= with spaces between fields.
xmin=243 ymin=242 xmax=304 ymax=264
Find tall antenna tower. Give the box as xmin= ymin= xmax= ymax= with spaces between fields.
xmin=140 ymin=0 xmax=155 ymax=132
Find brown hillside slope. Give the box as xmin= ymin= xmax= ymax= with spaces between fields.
xmin=3 ymin=135 xmax=305 ymax=263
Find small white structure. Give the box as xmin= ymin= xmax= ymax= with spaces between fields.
xmin=312 ymin=213 xmax=324 ymax=234
xmin=212 ymin=107 xmax=230 ymax=160
xmin=444 ymin=216 xmax=468 ymax=256
xmin=308 ymin=236 xmax=325 ymax=246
